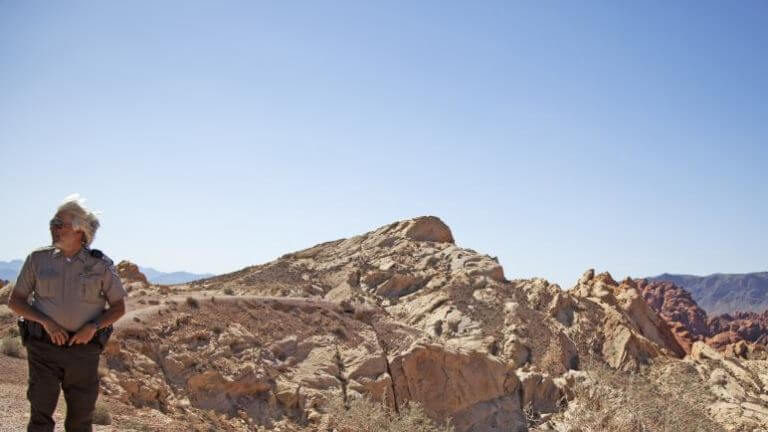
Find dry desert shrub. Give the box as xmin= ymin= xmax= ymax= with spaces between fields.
xmin=0 ymin=283 xmax=12 ymax=305
xmin=92 ymin=401 xmax=112 ymax=425
xmin=186 ymin=296 xmax=200 ymax=308
xmin=327 ymin=395 xmax=455 ymax=432
xmin=0 ymin=305 xmax=14 ymax=319
xmin=6 ymin=324 xmax=20 ymax=338
xmin=544 ymin=360 xmax=724 ymax=432
xmin=0 ymin=334 xmax=25 ymax=358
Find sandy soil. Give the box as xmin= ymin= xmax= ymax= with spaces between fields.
xmin=0 ymin=354 xmax=125 ymax=432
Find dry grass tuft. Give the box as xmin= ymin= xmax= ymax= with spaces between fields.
xmin=92 ymin=401 xmax=112 ymax=425
xmin=538 ymin=360 xmax=725 ymax=432
xmin=327 ymin=395 xmax=455 ymax=432
xmin=0 ymin=335 xmax=25 ymax=358
xmin=186 ymin=297 xmax=200 ymax=309
xmin=0 ymin=306 xmax=14 ymax=319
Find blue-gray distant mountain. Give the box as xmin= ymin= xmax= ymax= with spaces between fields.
xmin=0 ymin=259 xmax=23 ymax=282
xmin=647 ymin=272 xmax=768 ymax=315
xmin=139 ymin=267 xmax=215 ymax=285
xmin=0 ymin=259 xmax=213 ymax=285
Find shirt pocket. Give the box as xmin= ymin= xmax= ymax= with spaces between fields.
xmin=80 ymin=275 xmax=104 ymax=304
xmin=36 ymin=277 xmax=58 ymax=298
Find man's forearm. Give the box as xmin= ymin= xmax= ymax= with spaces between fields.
xmin=8 ymin=297 xmax=53 ymax=326
xmin=92 ymin=301 xmax=126 ymax=330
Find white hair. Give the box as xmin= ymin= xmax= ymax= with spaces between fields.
xmin=56 ymin=194 xmax=101 ymax=247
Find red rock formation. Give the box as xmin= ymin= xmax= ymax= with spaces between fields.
xmin=635 ymin=279 xmax=709 ymax=354
xmin=707 ymin=311 xmax=768 ymax=349
xmin=636 ymin=279 xmax=768 ymax=355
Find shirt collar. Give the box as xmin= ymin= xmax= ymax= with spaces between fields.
xmin=74 ymin=248 xmax=88 ymax=263
xmin=52 ymin=247 xmax=87 ymax=262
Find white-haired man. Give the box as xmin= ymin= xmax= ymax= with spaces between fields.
xmin=8 ymin=195 xmax=127 ymax=432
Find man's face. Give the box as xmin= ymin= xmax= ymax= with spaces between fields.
xmin=50 ymin=212 xmax=83 ymax=250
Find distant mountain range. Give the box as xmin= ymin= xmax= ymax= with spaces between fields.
xmin=0 ymin=259 xmax=213 ymax=285
xmin=138 ymin=267 xmax=215 ymax=285
xmin=0 ymin=259 xmax=22 ymax=282
xmin=647 ymin=272 xmax=768 ymax=315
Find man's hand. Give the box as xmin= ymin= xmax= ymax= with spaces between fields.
xmin=42 ymin=319 xmax=69 ymax=346
xmin=68 ymin=322 xmax=97 ymax=346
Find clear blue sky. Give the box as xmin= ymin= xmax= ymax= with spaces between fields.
xmin=1 ymin=1 xmax=766 ymax=288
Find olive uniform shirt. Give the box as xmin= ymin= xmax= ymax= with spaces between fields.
xmin=13 ymin=246 xmax=127 ymax=332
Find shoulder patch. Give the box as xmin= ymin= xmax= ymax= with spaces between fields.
xmin=88 ymin=249 xmax=114 ymax=266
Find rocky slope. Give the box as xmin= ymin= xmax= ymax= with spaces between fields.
xmin=89 ymin=217 xmax=765 ymax=431
xmin=1 ymin=217 xmax=766 ymax=431
xmin=649 ymin=272 xmax=768 ymax=315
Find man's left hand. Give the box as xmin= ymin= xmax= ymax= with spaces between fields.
xmin=68 ymin=323 xmax=98 ymax=346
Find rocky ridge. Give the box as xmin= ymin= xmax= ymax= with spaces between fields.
xmin=89 ymin=216 xmax=767 ymax=431
xmin=2 ymin=217 xmax=766 ymax=431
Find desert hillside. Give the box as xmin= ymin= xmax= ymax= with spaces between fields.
xmin=1 ymin=216 xmax=767 ymax=431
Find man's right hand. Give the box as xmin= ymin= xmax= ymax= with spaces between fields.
xmin=42 ymin=319 xmax=68 ymax=345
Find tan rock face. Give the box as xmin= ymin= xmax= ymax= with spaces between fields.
xmin=116 ymin=260 xmax=149 ymax=291
xmin=402 ymin=216 xmax=455 ymax=244
xmin=569 ymin=270 xmax=685 ymax=368
xmin=95 ymin=218 xmax=767 ymax=431
xmin=389 ymin=343 xmax=523 ymax=429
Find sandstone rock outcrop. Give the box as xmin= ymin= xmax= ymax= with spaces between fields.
xmin=87 ymin=217 xmax=767 ymax=431
xmin=570 ymin=271 xmax=686 ymax=366
xmin=116 ymin=260 xmax=150 ymax=292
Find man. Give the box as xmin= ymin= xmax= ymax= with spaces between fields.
xmin=8 ymin=195 xmax=127 ymax=432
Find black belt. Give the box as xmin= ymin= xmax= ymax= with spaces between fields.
xmin=18 ymin=319 xmax=113 ymax=350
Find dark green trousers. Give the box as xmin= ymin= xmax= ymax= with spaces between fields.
xmin=25 ymin=339 xmax=101 ymax=432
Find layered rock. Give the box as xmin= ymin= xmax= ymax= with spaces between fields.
xmin=635 ymin=279 xmax=709 ymax=353
xmin=116 ymin=260 xmax=150 ymax=292
xmin=569 ymin=271 xmax=686 ymax=365
xmin=708 ymin=311 xmax=768 ymax=350
xmin=97 ymin=217 xmax=764 ymax=431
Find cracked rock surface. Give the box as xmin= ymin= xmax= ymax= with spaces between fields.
xmin=1 ymin=216 xmax=766 ymax=431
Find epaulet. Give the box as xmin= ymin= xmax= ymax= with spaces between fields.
xmin=89 ymin=249 xmax=114 ymax=265
xmin=31 ymin=246 xmax=56 ymax=255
